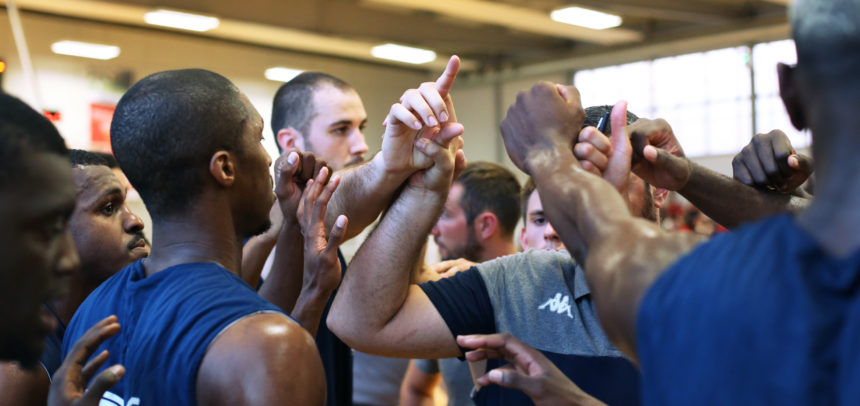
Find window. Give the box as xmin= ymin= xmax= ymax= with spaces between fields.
xmin=574 ymin=40 xmax=806 ymax=157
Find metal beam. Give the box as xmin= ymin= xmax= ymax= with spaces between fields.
xmin=0 ymin=0 xmax=475 ymax=71
xmin=362 ymin=0 xmax=644 ymax=45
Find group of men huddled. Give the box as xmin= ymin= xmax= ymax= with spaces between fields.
xmin=1 ymin=0 xmax=858 ymax=404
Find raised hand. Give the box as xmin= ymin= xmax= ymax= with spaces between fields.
xmin=381 ymin=56 xmax=465 ymax=177
xmin=299 ymin=168 xmax=347 ymax=293
xmin=628 ymin=117 xmax=691 ymax=191
xmin=500 ymin=82 xmax=586 ymax=175
xmin=49 ymin=316 xmax=124 ymax=406
xmin=274 ymin=151 xmax=329 ymax=223
xmin=429 ymin=258 xmax=476 ymax=279
xmin=457 ymin=333 xmax=605 ymax=406
xmin=732 ymin=129 xmax=813 ymax=193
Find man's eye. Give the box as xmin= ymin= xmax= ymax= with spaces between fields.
xmin=101 ymin=202 xmax=116 ymax=215
xmin=332 ymin=127 xmax=348 ymax=135
xmin=532 ymin=217 xmax=546 ymax=226
xmin=42 ymin=216 xmax=67 ymax=239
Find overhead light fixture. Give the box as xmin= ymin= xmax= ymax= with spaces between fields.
xmin=144 ymin=9 xmax=220 ymax=32
xmin=371 ymin=43 xmax=436 ymax=65
xmin=265 ymin=67 xmax=303 ymax=82
xmin=51 ymin=41 xmax=120 ymax=60
xmin=550 ymin=7 xmax=622 ymax=30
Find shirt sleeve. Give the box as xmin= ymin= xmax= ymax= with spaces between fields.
xmin=419 ymin=267 xmax=495 ymax=351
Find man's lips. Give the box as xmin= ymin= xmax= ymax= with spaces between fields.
xmin=127 ymin=235 xmax=147 ymax=250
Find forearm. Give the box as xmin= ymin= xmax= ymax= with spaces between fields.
xmin=240 ymin=233 xmax=277 ymax=288
xmin=326 ymin=152 xmax=411 ymax=240
xmin=528 ymin=146 xmax=632 ymax=261
xmin=258 ymin=223 xmax=303 ymax=313
xmin=678 ymin=162 xmax=811 ymax=229
xmin=329 ymin=187 xmax=445 ymax=342
xmin=291 ymin=284 xmax=335 ymax=336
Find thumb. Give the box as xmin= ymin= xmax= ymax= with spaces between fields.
xmin=485 ymin=367 xmax=542 ymax=398
xmin=787 ymin=153 xmax=813 ymax=175
xmin=325 ymin=215 xmax=349 ymax=254
xmin=79 ymin=365 xmax=124 ymax=404
xmin=609 ymin=100 xmax=630 ymax=156
xmin=276 ymin=152 xmax=301 ymax=186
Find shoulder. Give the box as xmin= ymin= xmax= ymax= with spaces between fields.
xmin=476 ymin=250 xmax=577 ymax=288
xmin=0 ymin=362 xmax=50 ymax=406
xmin=197 ymin=313 xmax=325 ymax=406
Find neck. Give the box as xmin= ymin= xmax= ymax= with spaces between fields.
xmin=796 ymin=96 xmax=860 ymax=256
xmin=48 ymin=276 xmax=99 ymax=326
xmin=478 ymin=239 xmax=517 ymax=262
xmin=144 ymin=207 xmax=244 ymax=277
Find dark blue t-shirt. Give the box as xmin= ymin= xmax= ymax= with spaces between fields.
xmin=62 ymin=260 xmax=284 ymax=406
xmin=638 ymin=214 xmax=860 ymax=405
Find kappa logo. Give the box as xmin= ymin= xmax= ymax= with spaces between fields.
xmin=538 ymin=293 xmax=574 ymax=319
xmin=100 ymin=391 xmax=140 ymax=406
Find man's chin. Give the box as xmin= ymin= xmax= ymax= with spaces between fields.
xmin=251 ymin=220 xmax=273 ymax=238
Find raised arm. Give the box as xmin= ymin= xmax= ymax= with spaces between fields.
xmin=327 ymin=72 xmax=466 ymax=358
xmin=197 ymin=313 xmax=325 ymax=406
xmin=291 ymin=168 xmax=348 ymax=336
xmin=324 ymin=56 xmax=461 ymax=240
xmin=500 ymin=84 xmax=702 ymax=358
xmin=623 ymin=120 xmax=811 ymax=228
xmin=257 ymin=152 xmax=329 ymax=314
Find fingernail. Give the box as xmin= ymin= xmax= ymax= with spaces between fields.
xmin=336 ymin=215 xmax=347 ymax=228
xmin=440 ymin=112 xmax=449 ymax=122
xmin=428 ymin=116 xmax=438 ymax=127
xmin=413 ymin=121 xmax=422 ymax=130
xmin=488 ymin=370 xmax=503 ymax=382
xmin=287 ymin=152 xmax=298 ymax=165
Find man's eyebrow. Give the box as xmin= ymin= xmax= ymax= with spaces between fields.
xmin=97 ymin=187 xmax=124 ymax=201
xmin=528 ymin=210 xmax=545 ymax=216
xmin=328 ymin=120 xmax=353 ymax=127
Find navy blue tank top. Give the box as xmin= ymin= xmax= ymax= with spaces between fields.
xmin=638 ymin=214 xmax=860 ymax=405
xmin=63 ymin=260 xmax=284 ymax=405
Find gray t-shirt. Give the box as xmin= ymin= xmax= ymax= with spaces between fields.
xmin=352 ymin=351 xmax=410 ymax=406
xmin=419 ymin=249 xmax=641 ymax=406
xmin=414 ymin=358 xmax=475 ymax=406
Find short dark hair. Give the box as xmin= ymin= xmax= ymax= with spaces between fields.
xmin=455 ymin=161 xmax=521 ymax=238
xmin=521 ymin=177 xmax=536 ymax=224
xmin=271 ymin=72 xmax=351 ymax=153
xmin=69 ymin=150 xmax=111 ymax=167
xmin=110 ymin=69 xmax=248 ymax=218
xmin=0 ymin=93 xmax=68 ymax=188
xmin=95 ymin=152 xmax=120 ymax=168
xmin=583 ymin=105 xmax=639 ymax=134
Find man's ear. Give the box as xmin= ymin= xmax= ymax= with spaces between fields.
xmin=473 ymin=212 xmax=499 ymax=240
xmin=778 ymin=63 xmax=807 ymax=131
xmin=276 ymin=128 xmax=306 ymax=153
xmin=652 ymin=187 xmax=669 ymax=209
xmin=519 ymin=226 xmax=528 ymax=250
xmin=210 ymin=151 xmax=235 ymax=187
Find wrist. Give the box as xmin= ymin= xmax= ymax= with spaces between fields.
xmin=674 ymin=159 xmax=696 ymax=193
xmin=525 ymin=144 xmax=577 ymax=178
xmin=373 ymin=151 xmax=411 ymax=185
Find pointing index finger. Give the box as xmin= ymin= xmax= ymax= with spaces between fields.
xmin=435 ymin=55 xmax=460 ymax=98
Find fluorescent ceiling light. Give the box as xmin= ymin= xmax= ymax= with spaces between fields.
xmin=51 ymin=41 xmax=120 ymax=60
xmin=371 ymin=43 xmax=436 ymax=65
xmin=550 ymin=7 xmax=622 ymax=30
xmin=144 ymin=9 xmax=220 ymax=32
xmin=265 ymin=67 xmax=303 ymax=82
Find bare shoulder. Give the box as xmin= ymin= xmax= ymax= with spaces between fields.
xmin=0 ymin=362 xmax=50 ymax=406
xmin=196 ymin=312 xmax=326 ymax=406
